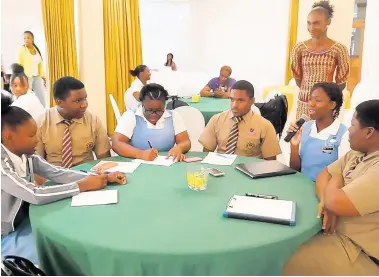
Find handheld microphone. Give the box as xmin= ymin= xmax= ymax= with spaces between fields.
xmin=284 ymin=114 xmax=309 ymax=142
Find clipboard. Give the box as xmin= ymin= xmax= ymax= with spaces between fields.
xmin=223 ymin=195 xmax=296 ymax=226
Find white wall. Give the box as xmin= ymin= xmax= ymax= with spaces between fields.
xmin=1 ymin=0 xmax=47 ymax=72
xmin=139 ymin=0 xmax=190 ymax=70
xmin=140 ymin=0 xmax=291 ymax=96
xmin=297 ymin=0 xmax=355 ymax=49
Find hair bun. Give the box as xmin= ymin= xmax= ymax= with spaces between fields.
xmin=1 ymin=90 xmax=14 ymax=114
xmin=312 ymin=0 xmax=335 ymax=18
xmin=11 ymin=63 xmax=25 ymax=75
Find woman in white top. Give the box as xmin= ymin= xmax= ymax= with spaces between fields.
xmin=114 ymin=83 xmax=191 ymax=161
xmin=9 ymin=64 xmax=45 ymax=120
xmin=287 ymin=82 xmax=350 ymax=181
xmin=124 ymin=65 xmax=151 ymax=111
xmin=17 ymin=31 xmax=46 ymax=107
xmin=164 ymin=53 xmax=177 ymax=71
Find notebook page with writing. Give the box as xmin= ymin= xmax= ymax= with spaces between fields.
xmin=227 ymin=195 xmax=294 ymax=220
xmin=136 ymin=156 xmax=176 ymax=167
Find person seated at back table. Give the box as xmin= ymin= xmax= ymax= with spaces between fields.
xmin=288 ymin=82 xmax=350 ymax=181
xmin=283 ymin=100 xmax=379 ymax=275
xmin=36 ymin=76 xmax=111 ymax=168
xmin=200 ymin=65 xmax=236 ymax=99
xmin=124 ymin=64 xmax=151 ymax=111
xmin=8 ymin=63 xmax=45 ymax=120
xmin=199 ymin=80 xmax=281 ymax=160
xmin=113 ymin=83 xmax=191 ymax=161
xmin=1 ymin=92 xmax=126 ymax=264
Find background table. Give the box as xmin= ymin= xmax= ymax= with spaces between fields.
xmin=183 ymin=98 xmax=230 ymax=124
xmin=30 ymin=153 xmax=321 ymax=276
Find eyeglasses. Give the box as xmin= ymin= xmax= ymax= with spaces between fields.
xmin=142 ymin=105 xmax=165 ymax=116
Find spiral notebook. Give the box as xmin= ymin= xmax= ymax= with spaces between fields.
xmin=223 ymin=195 xmax=296 ymax=226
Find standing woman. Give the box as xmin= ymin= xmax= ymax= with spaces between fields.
xmin=164 ymin=53 xmax=177 ymax=71
xmin=291 ymin=1 xmax=350 ymax=119
xmin=124 ymin=65 xmax=151 ymax=111
xmin=17 ymin=31 xmax=46 ymax=107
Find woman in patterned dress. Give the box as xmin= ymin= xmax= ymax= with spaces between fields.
xmin=291 ymin=1 xmax=350 ymax=120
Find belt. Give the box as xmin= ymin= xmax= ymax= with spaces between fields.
xmin=369 ymin=256 xmax=379 ymax=267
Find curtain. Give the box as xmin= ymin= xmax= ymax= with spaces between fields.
xmin=103 ymin=0 xmax=143 ymax=135
xmin=285 ymin=0 xmax=299 ymax=84
xmin=41 ymin=0 xmax=79 ymax=107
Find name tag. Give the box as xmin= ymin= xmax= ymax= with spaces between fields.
xmin=322 ymin=135 xmax=337 ymax=154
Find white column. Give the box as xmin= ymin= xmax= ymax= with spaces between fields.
xmin=350 ymin=0 xmax=379 ymax=109
xmin=77 ymin=0 xmax=107 ymax=128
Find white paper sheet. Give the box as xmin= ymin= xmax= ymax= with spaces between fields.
xmin=106 ymin=161 xmax=141 ymax=173
xmin=91 ymin=161 xmax=141 ymax=173
xmin=201 ymin=152 xmax=237 ymax=166
xmin=71 ymin=190 xmax=118 ymax=207
xmin=227 ymin=195 xmax=294 ymax=220
xmin=136 ymin=156 xmax=176 ymax=167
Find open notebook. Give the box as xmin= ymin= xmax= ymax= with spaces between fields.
xmin=223 ymin=195 xmax=296 ymax=226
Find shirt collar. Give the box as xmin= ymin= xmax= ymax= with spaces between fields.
xmin=227 ymin=110 xmax=254 ymax=122
xmin=53 ymin=107 xmax=84 ymax=125
xmin=362 ymin=150 xmax=379 ymax=162
xmin=311 ymin=119 xmax=341 ymax=136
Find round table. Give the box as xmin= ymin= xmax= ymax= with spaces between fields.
xmin=30 ymin=153 xmax=321 ymax=275
xmin=183 ymin=98 xmax=230 ymax=124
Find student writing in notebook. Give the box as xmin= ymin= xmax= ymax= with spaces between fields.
xmin=283 ymin=100 xmax=379 ymax=275
xmin=1 ymin=92 xmax=126 ymax=264
xmin=199 ymin=80 xmax=281 ymax=160
xmin=112 ymin=83 xmax=191 ymax=161
xmin=288 ymin=82 xmax=349 ymax=181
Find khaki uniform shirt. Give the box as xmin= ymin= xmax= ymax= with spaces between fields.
xmin=327 ymin=150 xmax=379 ymax=261
xmin=199 ymin=110 xmax=281 ymax=159
xmin=36 ymin=107 xmax=111 ymax=167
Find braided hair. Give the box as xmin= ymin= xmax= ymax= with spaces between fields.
xmin=139 ymin=83 xmax=168 ymax=102
xmin=311 ymin=82 xmax=343 ymax=119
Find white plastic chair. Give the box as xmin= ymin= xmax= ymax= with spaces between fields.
xmin=109 ymin=94 xmax=121 ymax=123
xmin=174 ymin=106 xmax=205 ymax=152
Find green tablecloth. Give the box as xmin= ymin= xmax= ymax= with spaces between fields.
xmin=183 ymin=98 xmax=230 ymax=124
xmin=30 ymin=153 xmax=321 ymax=275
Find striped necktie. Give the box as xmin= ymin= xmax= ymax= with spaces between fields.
xmin=345 ymin=154 xmax=366 ymax=178
xmin=61 ymin=120 xmax=73 ymax=168
xmin=225 ymin=116 xmax=243 ymax=154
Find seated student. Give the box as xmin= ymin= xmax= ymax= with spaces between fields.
xmin=124 ymin=65 xmax=151 ymax=111
xmin=113 ymin=83 xmax=191 ymax=161
xmin=283 ymin=100 xmax=379 ymax=275
xmin=200 ymin=65 xmax=236 ymax=99
xmin=199 ymin=80 xmax=281 ymax=160
xmin=36 ymin=76 xmax=111 ymax=168
xmin=288 ymin=82 xmax=350 ymax=181
xmin=9 ymin=63 xmax=45 ymax=120
xmin=1 ymin=92 xmax=126 ymax=264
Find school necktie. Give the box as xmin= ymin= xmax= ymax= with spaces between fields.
xmin=225 ymin=116 xmax=243 ymax=154
xmin=344 ymin=154 xmax=366 ymax=178
xmin=61 ymin=120 xmax=73 ymax=168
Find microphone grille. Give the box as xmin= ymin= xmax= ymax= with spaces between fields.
xmin=300 ymin=114 xmax=310 ymax=121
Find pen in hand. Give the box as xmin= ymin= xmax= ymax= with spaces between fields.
xmin=148 ymin=140 xmax=153 ymax=149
